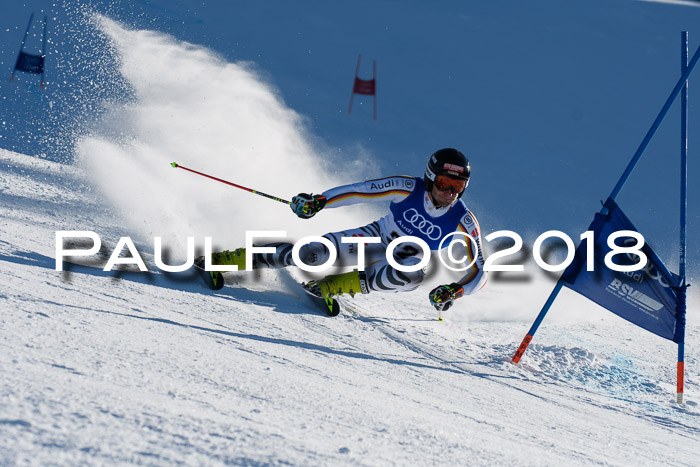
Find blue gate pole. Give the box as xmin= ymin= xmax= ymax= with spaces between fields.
xmin=40 ymin=16 xmax=47 ymax=88
xmin=677 ymin=31 xmax=689 ymax=404
xmin=512 ymin=281 xmax=564 ymax=364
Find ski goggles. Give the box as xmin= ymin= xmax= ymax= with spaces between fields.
xmin=433 ymin=175 xmax=467 ymax=193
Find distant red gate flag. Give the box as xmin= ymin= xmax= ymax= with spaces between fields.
xmin=348 ymin=55 xmax=377 ymax=120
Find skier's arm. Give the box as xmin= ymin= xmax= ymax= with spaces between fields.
xmin=429 ymin=211 xmax=487 ymax=311
xmin=291 ymin=176 xmax=415 ymax=219
xmin=321 ymin=176 xmax=415 ymax=208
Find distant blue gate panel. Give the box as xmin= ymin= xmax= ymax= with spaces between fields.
xmin=561 ymin=198 xmax=680 ymax=342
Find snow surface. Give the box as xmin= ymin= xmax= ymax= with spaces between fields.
xmin=2 ymin=147 xmax=699 ymax=464
xmin=2 ymin=0 xmax=700 ymax=465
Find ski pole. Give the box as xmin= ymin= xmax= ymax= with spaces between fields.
xmin=171 ymin=162 xmax=291 ymax=205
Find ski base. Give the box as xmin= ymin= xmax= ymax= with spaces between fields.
xmin=300 ymin=283 xmax=341 ymax=317
xmin=193 ymin=261 xmax=225 ymax=290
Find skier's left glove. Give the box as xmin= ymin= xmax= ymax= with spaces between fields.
xmin=291 ymin=193 xmax=327 ymax=219
xmin=428 ymin=283 xmax=464 ymax=311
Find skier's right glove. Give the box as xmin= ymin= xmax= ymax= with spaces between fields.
xmin=428 ymin=283 xmax=464 ymax=312
xmin=291 ymin=193 xmax=327 ymax=219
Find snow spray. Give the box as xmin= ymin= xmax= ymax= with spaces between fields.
xmin=74 ymin=15 xmax=372 ymax=261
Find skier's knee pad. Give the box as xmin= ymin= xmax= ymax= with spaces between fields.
xmin=297 ymin=241 xmax=331 ymax=267
xmin=395 ymin=256 xmax=425 ymax=290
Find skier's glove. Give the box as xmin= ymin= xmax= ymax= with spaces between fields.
xmin=291 ymin=193 xmax=327 ymax=219
xmin=428 ymin=283 xmax=464 ymax=311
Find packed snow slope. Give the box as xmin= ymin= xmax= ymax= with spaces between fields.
xmin=2 ymin=0 xmax=700 ymax=465
xmin=1 ymin=148 xmax=700 ymax=464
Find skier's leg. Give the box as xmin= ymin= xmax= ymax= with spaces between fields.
xmin=242 ymin=222 xmax=383 ymax=272
xmin=301 ymin=222 xmax=384 ymax=270
xmin=206 ymin=238 xmax=350 ymax=271
xmin=308 ymin=224 xmax=426 ymax=297
xmin=307 ymin=252 xmax=425 ymax=299
xmin=202 ymin=242 xmax=295 ymax=271
xmin=195 ymin=242 xmax=320 ymax=290
xmin=202 ymin=221 xmax=382 ymax=272
xmin=296 ymin=222 xmax=389 ymax=299
xmin=364 ymin=255 xmax=425 ymax=293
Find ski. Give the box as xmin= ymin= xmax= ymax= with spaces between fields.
xmin=192 ymin=260 xmax=339 ymax=316
xmin=300 ymin=282 xmax=341 ymax=317
xmin=193 ymin=259 xmax=225 ymax=291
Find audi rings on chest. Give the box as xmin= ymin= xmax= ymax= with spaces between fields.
xmin=403 ymin=208 xmax=442 ymax=240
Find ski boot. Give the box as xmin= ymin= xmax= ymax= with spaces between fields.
xmin=303 ymin=270 xmax=368 ymax=316
xmin=194 ymin=248 xmax=247 ymax=290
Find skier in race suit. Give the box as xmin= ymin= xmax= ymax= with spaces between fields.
xmin=205 ymin=148 xmax=487 ymax=311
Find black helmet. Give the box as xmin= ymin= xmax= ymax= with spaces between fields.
xmin=424 ymin=148 xmax=471 ymax=197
